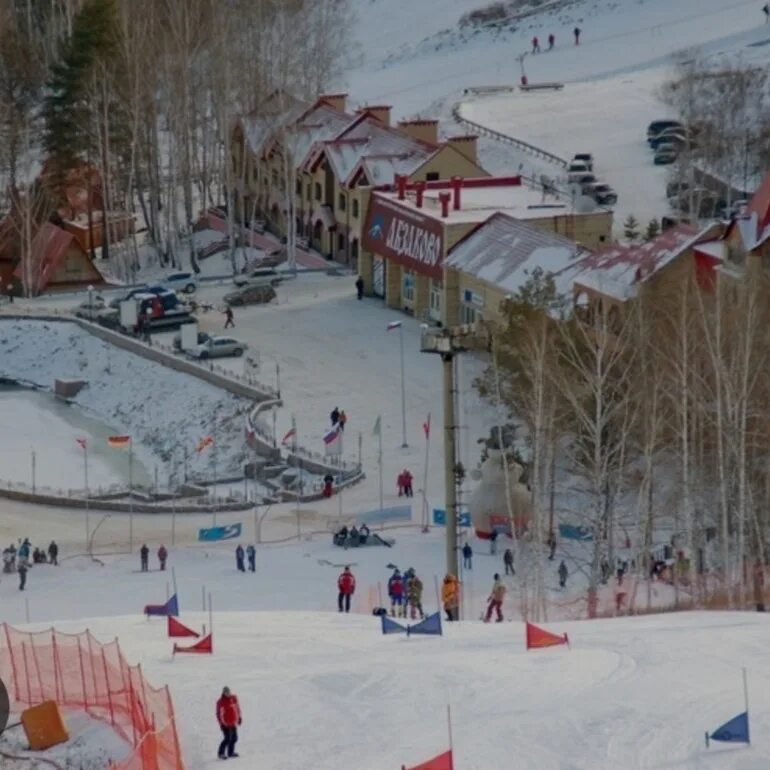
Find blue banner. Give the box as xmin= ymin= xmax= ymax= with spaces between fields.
xmin=558 ymin=523 xmax=593 ymax=541
xmin=708 ymin=712 xmax=749 ymax=745
xmin=198 ymin=523 xmax=242 ymax=542
xmin=381 ymin=615 xmax=407 ymax=635
xmin=432 ymin=509 xmax=471 ymax=527
xmin=407 ymin=612 xmax=443 ymax=637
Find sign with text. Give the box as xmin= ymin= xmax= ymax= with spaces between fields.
xmin=362 ymin=196 xmax=444 ymax=280
xmin=432 ymin=508 xmax=471 ymax=527
xmin=198 ymin=523 xmax=242 ymax=542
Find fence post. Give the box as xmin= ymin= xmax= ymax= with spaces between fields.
xmin=77 ymin=632 xmax=89 ymax=709
xmin=20 ymin=641 xmax=33 ymax=704
xmin=51 ymin=629 xmax=63 ymax=703
xmin=3 ymin=624 xmax=21 ymax=702
xmin=101 ymin=646 xmax=116 ymax=727
xmin=86 ymin=632 xmax=99 ymax=712
xmin=29 ymin=638 xmax=46 ymax=702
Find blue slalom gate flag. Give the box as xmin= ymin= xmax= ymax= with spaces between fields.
xmin=706 ymin=712 xmax=749 ymax=747
xmin=145 ymin=593 xmax=179 ymax=617
xmin=198 ymin=523 xmax=242 ymax=542
xmin=381 ymin=615 xmax=407 ymax=635
xmin=407 ymin=612 xmax=442 ymax=637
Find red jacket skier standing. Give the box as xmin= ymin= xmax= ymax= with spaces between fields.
xmin=216 ymin=687 xmax=242 ymax=760
xmin=337 ymin=566 xmax=356 ymax=613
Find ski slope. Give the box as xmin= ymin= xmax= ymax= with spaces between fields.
xmin=25 ymin=608 xmax=770 ymax=770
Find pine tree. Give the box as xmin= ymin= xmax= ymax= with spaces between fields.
xmin=623 ymin=214 xmax=640 ymax=242
xmin=42 ymin=0 xmax=117 ymax=177
xmin=645 ymin=218 xmax=660 ymax=241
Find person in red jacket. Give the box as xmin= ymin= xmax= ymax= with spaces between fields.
xmin=157 ymin=545 xmax=168 ymax=571
xmin=216 ymin=686 xmax=242 ymax=760
xmin=337 ymin=566 xmax=356 ymax=613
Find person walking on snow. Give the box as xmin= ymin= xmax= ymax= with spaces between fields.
xmin=338 ymin=566 xmax=356 ymax=612
xmin=548 ymin=33 xmax=555 ymax=49
xmin=397 ymin=470 xmax=406 ymax=497
xmin=489 ymin=528 xmax=498 ymax=555
xmin=532 ymin=36 xmax=540 ymax=53
xmin=157 ymin=545 xmax=168 ymax=571
xmin=573 ymin=26 xmax=581 ymax=45
xmin=547 ymin=531 xmax=557 ymax=561
xmin=503 ymin=547 xmax=515 ymax=576
xmin=407 ymin=570 xmax=425 ymax=620
xmin=18 ymin=539 xmax=30 ymax=561
xmin=485 ymin=574 xmax=506 ymax=622
xmin=402 ymin=469 xmax=413 ymax=497
xmin=355 ymin=276 xmax=364 ymax=300
xmin=235 ymin=544 xmax=245 ymax=572
xmin=140 ymin=544 xmax=149 ymax=572
xmin=330 ymin=407 xmax=340 ymax=427
xmin=48 ymin=540 xmax=58 ymax=566
xmin=442 ymin=574 xmax=459 ymax=621
xmin=246 ymin=544 xmax=256 ymax=572
xmin=558 ymin=560 xmax=568 ymax=588
xmin=224 ymin=306 xmax=235 ymax=329
xmin=462 ymin=542 xmax=473 ymax=570
xmin=388 ymin=568 xmax=405 ymax=617
xmin=216 ymin=686 xmax=242 ymax=760
xmin=18 ymin=558 xmax=27 ymax=591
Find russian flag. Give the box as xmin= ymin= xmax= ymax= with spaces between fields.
xmin=387 ymin=320 xmax=402 ymax=331
xmin=323 ymin=424 xmax=341 ymax=446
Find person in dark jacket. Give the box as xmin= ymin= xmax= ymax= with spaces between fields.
xmin=330 ymin=407 xmax=340 ymax=426
xmin=48 ymin=540 xmax=58 ymax=566
xmin=216 ymin=686 xmax=242 ymax=759
xmin=355 ymin=276 xmax=364 ymax=300
xmin=532 ymin=35 xmax=540 ymax=53
xmin=548 ymin=32 xmax=555 ymax=49
xmin=574 ymin=26 xmax=581 ymax=45
xmin=503 ymin=548 xmax=515 ymax=576
xmin=462 ymin=542 xmax=473 ymax=570
xmin=140 ymin=544 xmax=149 ymax=572
xmin=558 ymin=560 xmax=568 ymax=588
xmin=337 ymin=566 xmax=355 ymax=612
xmin=18 ymin=558 xmax=27 ymax=590
xmin=246 ymin=544 xmax=256 ymax=572
xmin=158 ymin=545 xmax=168 ymax=571
xmin=547 ymin=531 xmax=557 ymax=560
xmin=235 ymin=544 xmax=245 ymax=572
xmin=224 ymin=306 xmax=235 ymax=329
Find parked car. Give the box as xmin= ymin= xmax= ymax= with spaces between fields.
xmin=188 ymin=336 xmax=247 ymax=359
xmin=160 ymin=272 xmax=198 ymax=294
xmin=571 ymin=153 xmax=594 ymax=172
xmin=586 ymin=182 xmax=618 ymax=206
xmin=172 ymin=330 xmax=211 ymax=351
xmin=233 ymin=267 xmax=283 ymax=288
xmin=647 ymin=119 xmax=684 ymax=144
xmin=109 ymin=284 xmax=165 ymax=309
xmin=568 ymin=171 xmax=597 ymax=187
xmin=74 ymin=296 xmax=106 ymax=319
xmin=567 ymin=159 xmax=591 ymax=177
xmin=223 ymin=284 xmax=277 ymax=307
xmin=654 ymin=144 xmax=678 ymax=165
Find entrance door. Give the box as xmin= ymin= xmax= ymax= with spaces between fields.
xmin=373 ymin=255 xmax=385 ymax=297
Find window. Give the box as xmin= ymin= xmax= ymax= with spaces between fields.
xmin=403 ymin=270 xmax=415 ymax=303
xmin=352 ymin=199 xmax=360 ymax=218
xmin=459 ymin=303 xmax=477 ymax=324
xmin=314 ymin=182 xmax=322 ymax=201
xmin=429 ymin=280 xmax=442 ymax=319
xmin=338 ymin=192 xmax=346 ymax=211
xmin=426 ymin=172 xmax=440 ymax=182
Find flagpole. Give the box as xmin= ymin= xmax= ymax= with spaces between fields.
xmin=128 ymin=440 xmax=134 ymax=553
xmin=422 ymin=414 xmax=431 ymax=532
xmin=378 ymin=422 xmax=384 ymax=514
xmin=83 ymin=443 xmax=90 ymax=554
xmin=447 ymin=704 xmax=454 ymax=770
xmin=213 ymin=413 xmax=218 ymax=527
xmin=399 ymin=323 xmax=407 ymax=448
xmin=743 ymin=667 xmax=750 ymax=744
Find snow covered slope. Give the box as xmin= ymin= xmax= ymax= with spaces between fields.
xmin=31 ymin=609 xmax=770 ymax=770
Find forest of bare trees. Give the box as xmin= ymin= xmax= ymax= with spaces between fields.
xmin=478 ymin=263 xmax=770 ymax=618
xmin=0 ymin=0 xmax=352 ymax=282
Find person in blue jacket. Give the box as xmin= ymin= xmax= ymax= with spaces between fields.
xmin=388 ymin=569 xmax=405 ymax=617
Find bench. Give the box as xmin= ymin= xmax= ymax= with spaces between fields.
xmin=520 ymin=82 xmax=565 ymax=92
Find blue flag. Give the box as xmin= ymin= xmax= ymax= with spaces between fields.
xmin=407 ymin=612 xmax=442 ymax=637
xmin=198 ymin=523 xmax=242 ymax=542
xmin=381 ymin=615 xmax=407 ymax=635
xmin=145 ymin=593 xmax=179 ymax=617
xmin=708 ymin=712 xmax=749 ymax=746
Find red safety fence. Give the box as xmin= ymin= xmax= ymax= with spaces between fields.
xmin=0 ymin=624 xmax=184 ymax=770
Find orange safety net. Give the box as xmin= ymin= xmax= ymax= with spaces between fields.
xmin=0 ymin=623 xmax=184 ymax=770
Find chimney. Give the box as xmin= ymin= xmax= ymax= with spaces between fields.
xmin=358 ymin=105 xmax=392 ymax=127
xmin=396 ymin=174 xmax=407 ymax=200
xmin=439 ymin=192 xmax=451 ymax=218
xmin=396 ymin=119 xmax=439 ymax=146
xmin=415 ymin=181 xmax=426 ymax=209
xmin=451 ymin=176 xmax=462 ymax=211
xmin=447 ymin=135 xmax=479 ymax=164
xmin=320 ymin=93 xmax=348 ymax=113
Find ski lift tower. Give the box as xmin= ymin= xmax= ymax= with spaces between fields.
xmin=420 ymin=323 xmax=490 ymax=577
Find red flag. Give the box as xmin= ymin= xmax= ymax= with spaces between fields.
xmin=405 ymin=750 xmax=453 ymax=770
xmin=281 ymin=428 xmax=296 ymax=445
xmin=423 ymin=414 xmax=431 ymax=439
xmin=196 ymin=435 xmax=214 ymax=454
xmin=173 ymin=633 xmax=213 ymax=655
xmin=526 ymin=622 xmax=569 ymax=650
xmin=167 ymin=616 xmax=200 ymax=638
xmin=76 ymin=438 xmax=87 ymax=450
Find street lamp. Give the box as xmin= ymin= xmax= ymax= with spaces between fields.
xmin=87 ymin=284 xmax=94 ymax=321
xmin=389 ymin=320 xmax=408 ymax=448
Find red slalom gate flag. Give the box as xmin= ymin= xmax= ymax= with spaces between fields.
xmin=107 ymin=435 xmax=131 ymax=449
xmin=526 ymin=622 xmax=569 ymax=650
xmin=403 ymin=750 xmax=454 ymax=770
xmin=168 ymin=616 xmax=199 ymax=638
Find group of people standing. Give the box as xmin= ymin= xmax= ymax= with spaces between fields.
xmin=396 ymin=469 xmax=414 ymax=497
xmin=139 ymin=544 xmax=168 ymax=572
xmin=531 ymin=26 xmax=580 ymax=53
xmin=387 ymin=567 xmax=424 ymax=619
xmin=235 ymin=544 xmax=257 ymax=572
xmin=329 ymin=406 xmax=347 ymax=431
xmin=2 ymin=539 xmax=58 ymax=591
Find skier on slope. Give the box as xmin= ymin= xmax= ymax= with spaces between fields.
xmin=548 ymin=33 xmax=555 ymax=50
xmin=337 ymin=566 xmax=356 ymax=612
xmin=573 ymin=26 xmax=581 ymax=45
xmin=246 ymin=544 xmax=256 ymax=572
xmin=216 ymin=686 xmax=242 ymax=760
xmin=140 ymin=544 xmax=149 ymax=572
xmin=485 ymin=574 xmax=506 ymax=623
xmin=388 ymin=568 xmax=405 ymax=617
xmin=407 ymin=570 xmax=425 ymax=620
xmin=442 ymin=574 xmax=459 ymax=621
xmin=235 ymin=544 xmax=245 ymax=572
xmin=158 ymin=545 xmax=168 ymax=571
xmin=48 ymin=540 xmax=59 ymax=566
xmin=503 ymin=548 xmax=515 ymax=576
xmin=558 ymin=560 xmax=568 ymax=588
xmin=532 ymin=36 xmax=540 ymax=53
xmin=462 ymin=542 xmax=473 ymax=570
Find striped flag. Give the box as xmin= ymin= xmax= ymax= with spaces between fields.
xmin=323 ymin=424 xmax=341 ymax=446
xmin=281 ymin=428 xmax=296 ymax=445
xmin=76 ymin=438 xmax=88 ymax=450
xmin=386 ymin=320 xmax=402 ymax=331
xmin=196 ymin=435 xmax=214 ymax=454
xmin=107 ymin=436 xmax=131 ymax=448
xmin=423 ymin=413 xmax=431 ymax=439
